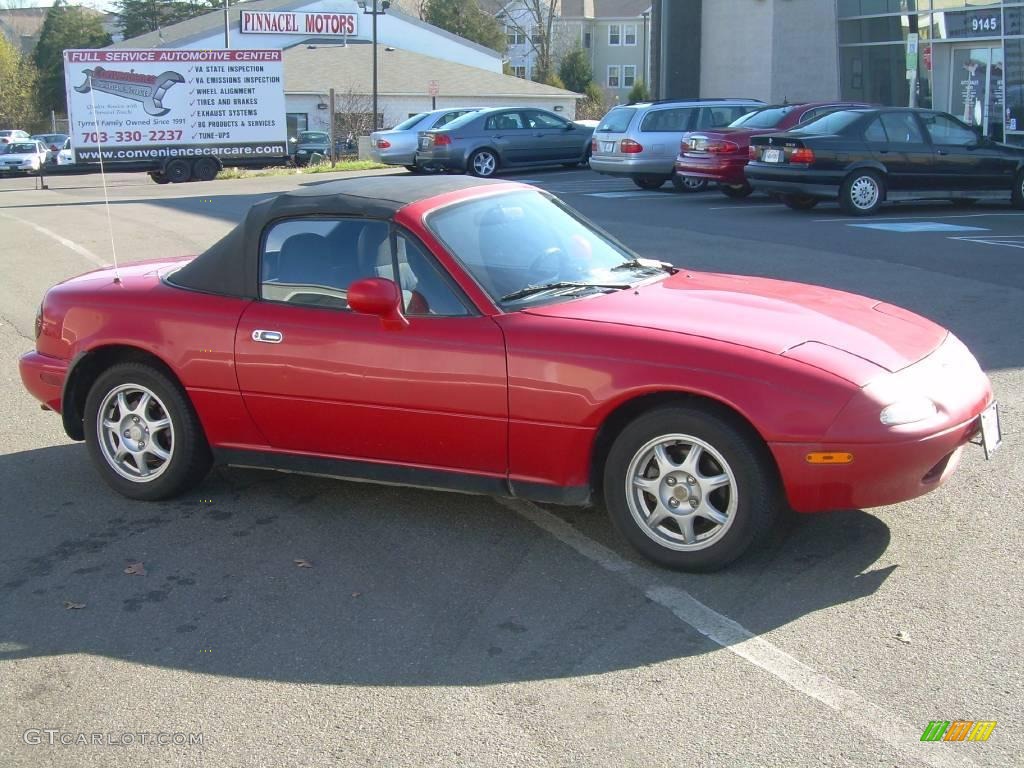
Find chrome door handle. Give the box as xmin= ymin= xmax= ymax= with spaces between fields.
xmin=251 ymin=329 xmax=283 ymax=344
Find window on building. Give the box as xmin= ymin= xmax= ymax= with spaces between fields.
xmin=624 ymin=24 xmax=637 ymax=46
xmin=286 ymin=112 xmax=308 ymax=144
xmin=512 ymin=65 xmax=527 ymax=79
xmin=506 ymin=26 xmax=525 ymax=46
xmin=608 ymin=24 xmax=620 ymax=46
xmin=607 ymin=65 xmax=620 ymax=88
xmin=583 ymin=31 xmax=591 ymax=48
xmin=531 ymin=27 xmax=543 ymax=44
xmin=623 ymin=65 xmax=636 ymax=88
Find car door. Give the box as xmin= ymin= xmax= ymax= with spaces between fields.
xmin=523 ymin=109 xmax=579 ymax=162
xmin=482 ymin=110 xmax=531 ymax=165
xmin=866 ymin=112 xmax=936 ymax=191
xmin=233 ymin=216 xmax=509 ymax=476
xmin=919 ymin=111 xmax=1015 ymax=191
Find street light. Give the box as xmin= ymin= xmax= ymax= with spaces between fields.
xmin=358 ymin=1 xmax=390 ymax=130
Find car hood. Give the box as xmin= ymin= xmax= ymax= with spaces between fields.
xmin=2 ymin=152 xmax=36 ymax=160
xmin=525 ymin=271 xmax=947 ymax=382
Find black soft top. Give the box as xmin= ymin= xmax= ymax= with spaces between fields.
xmin=168 ymin=175 xmax=504 ymax=298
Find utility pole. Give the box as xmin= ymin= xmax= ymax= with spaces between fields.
xmin=361 ymin=1 xmax=389 ymax=130
xmin=223 ymin=0 xmax=230 ymax=48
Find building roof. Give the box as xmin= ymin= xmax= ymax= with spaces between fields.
xmin=283 ymin=42 xmax=581 ymax=98
xmin=0 ymin=7 xmax=52 ymax=53
xmin=560 ymin=0 xmax=651 ymax=19
xmin=109 ymin=0 xmax=501 ymax=58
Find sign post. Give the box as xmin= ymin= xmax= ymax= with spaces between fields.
xmin=906 ymin=33 xmax=919 ymax=107
xmin=429 ymin=79 xmax=439 ymax=110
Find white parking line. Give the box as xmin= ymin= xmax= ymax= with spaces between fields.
xmin=708 ymin=204 xmax=787 ymax=210
xmin=950 ymin=235 xmax=1024 ymax=249
xmin=0 ymin=210 xmax=109 ymax=267
xmin=498 ymin=497 xmax=976 ymax=768
xmin=585 ymin=191 xmax=660 ymax=199
xmin=814 ymin=211 xmax=1024 ymax=223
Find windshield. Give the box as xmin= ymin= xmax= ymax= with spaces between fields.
xmin=392 ymin=113 xmax=427 ymax=131
xmin=297 ymin=132 xmax=329 ymax=142
xmin=6 ymin=143 xmax=36 ymax=153
xmin=735 ymin=106 xmax=795 ymax=129
xmin=427 ymin=190 xmax=662 ymax=307
xmin=433 ymin=110 xmax=479 ymax=132
xmin=596 ymin=107 xmax=635 ymax=133
xmin=790 ymin=110 xmax=863 ymax=134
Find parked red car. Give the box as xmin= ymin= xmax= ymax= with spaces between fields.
xmin=676 ymin=102 xmax=872 ymax=198
xmin=19 ymin=177 xmax=1000 ymax=571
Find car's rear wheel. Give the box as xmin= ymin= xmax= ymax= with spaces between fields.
xmin=633 ymin=175 xmax=666 ymax=190
xmin=164 ymin=158 xmax=192 ymax=184
xmin=149 ymin=172 xmax=170 ymax=185
xmin=839 ymin=170 xmax=884 ymax=215
xmin=720 ymin=183 xmax=753 ymax=199
xmin=1012 ymin=171 xmax=1024 ymax=210
xmin=84 ymin=363 xmax=211 ymax=501
xmin=603 ymin=406 xmax=779 ymax=571
xmin=192 ymin=157 xmax=219 ymax=182
xmin=781 ymin=194 xmax=819 ymax=210
xmin=672 ymin=175 xmax=708 ymax=193
xmin=469 ymin=149 xmax=499 ymax=177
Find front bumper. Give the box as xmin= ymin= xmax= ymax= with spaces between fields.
xmin=675 ymin=154 xmax=748 ymax=185
xmin=589 ymin=155 xmax=671 ymax=178
xmin=19 ymin=350 xmax=68 ymax=413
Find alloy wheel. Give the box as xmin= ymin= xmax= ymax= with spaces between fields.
xmin=96 ymin=383 xmax=175 ymax=483
xmin=472 ymin=151 xmax=497 ymax=177
xmin=849 ymin=175 xmax=880 ymax=210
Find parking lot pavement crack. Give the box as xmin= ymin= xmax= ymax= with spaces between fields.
xmin=0 ymin=312 xmax=32 ymax=343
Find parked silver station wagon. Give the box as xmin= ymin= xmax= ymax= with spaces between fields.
xmin=370 ymin=108 xmax=481 ymax=171
xmin=590 ymin=98 xmax=763 ymax=191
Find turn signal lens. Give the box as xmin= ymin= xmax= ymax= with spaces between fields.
xmin=34 ymin=303 xmax=42 ymax=339
xmin=880 ymin=398 xmax=938 ymax=426
xmin=707 ymin=140 xmax=740 ymax=154
xmin=790 ymin=147 xmax=815 ymax=164
xmin=591 ymin=138 xmax=598 ymax=152
xmin=432 ymin=133 xmax=451 ymax=146
xmin=805 ymin=452 xmax=854 ymax=465
xmin=620 ymin=138 xmax=644 ymax=154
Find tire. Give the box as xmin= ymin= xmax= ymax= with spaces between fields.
xmin=149 ymin=172 xmax=170 ymax=185
xmin=672 ymin=175 xmax=709 ymax=193
xmin=164 ymin=158 xmax=192 ymax=184
xmin=84 ymin=362 xmax=211 ymax=501
xmin=632 ymin=175 xmax=666 ymax=190
xmin=839 ymin=169 xmax=884 ymax=215
xmin=720 ymin=183 xmax=753 ymax=199
xmin=781 ymin=194 xmax=820 ymax=211
xmin=603 ymin=405 xmax=779 ymax=572
xmin=1011 ymin=171 xmax=1024 ymax=210
xmin=192 ymin=157 xmax=219 ymax=182
xmin=468 ymin=148 xmax=499 ymax=178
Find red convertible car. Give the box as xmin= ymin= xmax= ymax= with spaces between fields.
xmin=19 ymin=176 xmax=1000 ymax=570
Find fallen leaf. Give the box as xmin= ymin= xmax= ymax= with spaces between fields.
xmin=294 ymin=559 xmax=313 ymax=568
xmin=895 ymin=630 xmax=912 ymax=644
xmin=63 ymin=601 xmax=85 ymax=610
xmin=124 ymin=562 xmax=146 ymax=576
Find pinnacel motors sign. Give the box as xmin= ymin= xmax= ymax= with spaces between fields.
xmin=240 ymin=10 xmax=359 ymax=36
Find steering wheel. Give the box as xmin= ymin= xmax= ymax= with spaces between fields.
xmin=528 ymin=246 xmax=566 ymax=284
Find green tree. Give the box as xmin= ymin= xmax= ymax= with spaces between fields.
xmin=627 ymin=79 xmax=650 ymax=103
xmin=115 ymin=0 xmax=221 ymax=41
xmin=576 ymin=81 xmax=609 ymax=121
xmin=424 ymin=0 xmax=506 ymax=53
xmin=33 ymin=1 xmax=112 ymax=114
xmin=542 ymin=72 xmax=564 ymax=89
xmin=0 ymin=34 xmax=41 ymax=129
xmin=558 ymin=47 xmax=591 ymax=93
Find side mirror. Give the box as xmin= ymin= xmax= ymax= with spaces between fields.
xmin=348 ymin=277 xmax=409 ymax=331
xmin=565 ymin=122 xmax=576 ymax=130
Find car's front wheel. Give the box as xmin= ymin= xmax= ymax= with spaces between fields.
xmin=84 ymin=363 xmax=211 ymax=500
xmin=633 ymin=175 xmax=666 ymax=190
xmin=469 ymin=149 xmax=499 ymax=177
xmin=603 ymin=406 xmax=779 ymax=571
xmin=672 ymin=175 xmax=709 ymax=193
xmin=839 ymin=170 xmax=884 ymax=215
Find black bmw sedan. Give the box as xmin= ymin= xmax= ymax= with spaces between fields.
xmin=744 ymin=107 xmax=1024 ymax=215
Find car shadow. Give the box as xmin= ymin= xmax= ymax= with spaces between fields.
xmin=0 ymin=444 xmax=893 ymax=686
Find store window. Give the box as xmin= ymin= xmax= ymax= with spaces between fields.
xmin=609 ymin=24 xmax=621 ymax=46
xmin=608 ymin=65 xmax=621 ymax=87
xmin=1005 ymin=38 xmax=1023 ymax=137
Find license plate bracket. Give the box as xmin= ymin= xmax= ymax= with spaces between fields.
xmin=602 ymin=141 xmax=615 ymax=152
xmin=762 ymin=148 xmax=782 ymax=163
xmin=978 ymin=401 xmax=1001 ymax=459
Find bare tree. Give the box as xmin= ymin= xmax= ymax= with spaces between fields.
xmin=497 ymin=0 xmax=561 ymax=84
xmin=333 ymin=87 xmax=377 ymax=155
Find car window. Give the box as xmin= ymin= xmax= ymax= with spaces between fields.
xmin=596 ymin=107 xmax=635 ymax=133
xmin=640 ymin=108 xmax=695 ymax=132
xmin=63 ymin=138 xmax=72 ymax=149
xmin=920 ymin=112 xmax=977 ymax=146
xmin=261 ymin=219 xmax=390 ymax=309
xmin=298 ymin=132 xmax=329 ymax=143
xmin=432 ymin=110 xmax=472 ymax=128
xmin=392 ymin=113 xmax=428 ymax=131
xmin=525 ymin=110 xmax=568 ymax=129
xmin=738 ymin=106 xmax=796 ymax=129
xmin=864 ymin=117 xmax=888 ymax=142
xmin=879 ymin=112 xmax=925 ymax=143
xmin=427 ymin=190 xmax=650 ymax=307
xmin=388 ymin=231 xmax=470 ymax=316
xmin=696 ymin=105 xmax=752 ymax=128
xmin=7 ymin=143 xmax=37 ymax=153
xmin=790 ymin=110 xmax=862 ymax=135
xmin=485 ymin=112 xmax=525 ymax=130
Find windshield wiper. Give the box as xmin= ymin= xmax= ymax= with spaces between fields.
xmin=611 ymin=257 xmax=677 ymax=274
xmin=500 ymin=281 xmax=628 ymax=303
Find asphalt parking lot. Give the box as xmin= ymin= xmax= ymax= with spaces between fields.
xmin=1 ymin=167 xmax=1021 ymax=768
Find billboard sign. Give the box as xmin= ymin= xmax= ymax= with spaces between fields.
xmin=63 ymin=49 xmax=288 ymax=164
xmin=240 ymin=11 xmax=358 ymax=36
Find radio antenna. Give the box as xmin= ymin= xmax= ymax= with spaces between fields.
xmin=87 ymin=74 xmax=122 ymax=284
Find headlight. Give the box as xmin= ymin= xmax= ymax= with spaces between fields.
xmin=34 ymin=303 xmax=43 ymax=339
xmin=879 ymin=397 xmax=938 ymax=426
xmin=297 ymin=149 xmax=307 ymax=154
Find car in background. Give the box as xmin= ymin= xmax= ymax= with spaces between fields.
xmin=57 ymin=137 xmax=75 ymax=166
xmin=31 ymin=133 xmax=69 ymax=163
xmin=745 ymin=107 xmax=1024 ymax=215
xmin=676 ymin=102 xmax=871 ymax=198
xmin=589 ymin=99 xmax=764 ymax=191
xmin=0 ymin=140 xmax=49 ymax=174
xmin=371 ymin=108 xmax=481 ymax=171
xmin=1 ymin=129 xmax=30 ymax=145
xmin=289 ymin=131 xmax=332 ymax=166
xmin=416 ymin=107 xmax=594 ymax=177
